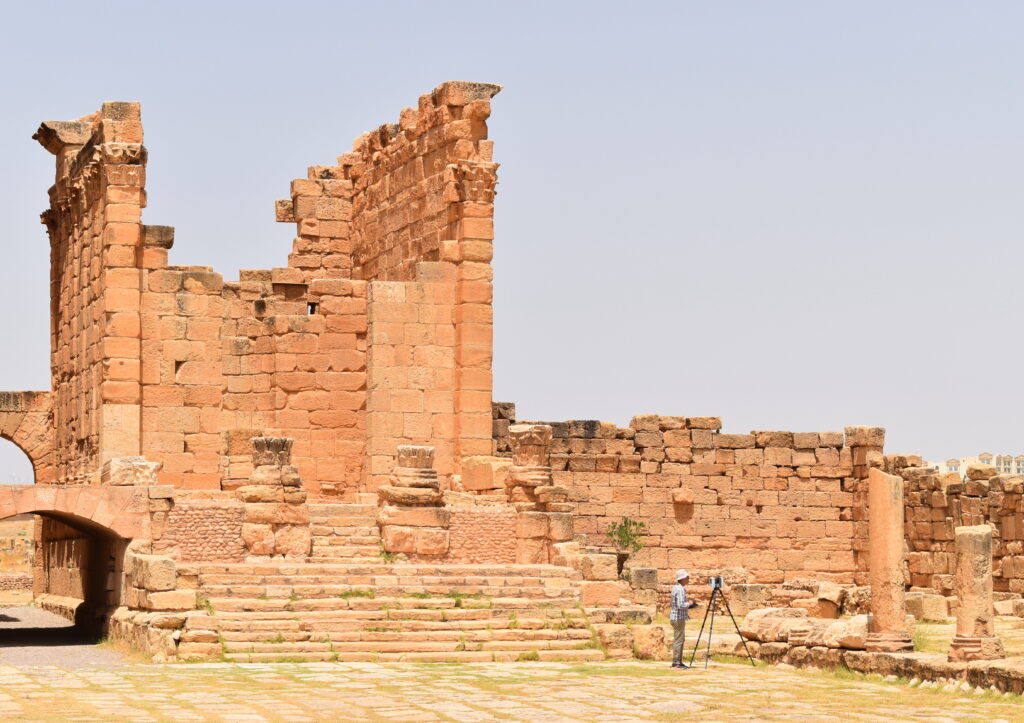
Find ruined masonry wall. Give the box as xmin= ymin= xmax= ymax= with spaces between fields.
xmin=155 ymin=498 xmax=245 ymax=562
xmin=494 ymin=405 xmax=874 ymax=585
xmin=902 ymin=465 xmax=1024 ymax=596
xmin=34 ymin=81 xmax=501 ymax=496
xmin=445 ymin=505 xmax=517 ymax=564
xmin=37 ymin=104 xmax=149 ymax=481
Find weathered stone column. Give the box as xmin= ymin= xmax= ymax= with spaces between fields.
xmin=507 ymin=424 xmax=553 ymax=505
xmin=865 ymin=466 xmax=913 ymax=652
xmin=948 ymin=524 xmax=1004 ymax=662
xmin=238 ymin=437 xmax=310 ymax=558
xmin=378 ymin=446 xmax=449 ymax=558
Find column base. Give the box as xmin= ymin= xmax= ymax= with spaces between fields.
xmin=947 ymin=635 xmax=1005 ymax=662
xmin=864 ymin=632 xmax=913 ymax=653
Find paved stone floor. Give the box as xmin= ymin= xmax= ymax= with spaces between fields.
xmin=0 ymin=606 xmax=123 ymax=668
xmin=0 ymin=658 xmax=1019 ymax=722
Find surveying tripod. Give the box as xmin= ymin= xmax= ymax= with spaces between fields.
xmin=686 ymin=580 xmax=756 ymax=668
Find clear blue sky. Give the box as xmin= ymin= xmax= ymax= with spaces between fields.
xmin=0 ymin=1 xmax=1022 ymax=481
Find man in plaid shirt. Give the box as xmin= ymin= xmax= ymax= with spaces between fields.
xmin=670 ymin=569 xmax=698 ymax=668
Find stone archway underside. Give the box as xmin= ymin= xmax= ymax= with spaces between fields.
xmin=0 ymin=485 xmax=150 ymax=539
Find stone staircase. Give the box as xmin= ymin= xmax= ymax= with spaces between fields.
xmin=308 ymin=503 xmax=382 ymax=563
xmin=184 ymin=562 xmax=604 ymax=663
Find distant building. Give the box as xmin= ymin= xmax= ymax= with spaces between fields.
xmin=927 ymin=453 xmax=1024 ymax=478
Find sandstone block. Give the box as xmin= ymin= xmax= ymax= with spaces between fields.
xmin=517 ymin=511 xmax=549 ymax=538
xmin=792 ymin=598 xmax=839 ymax=619
xmin=415 ymin=528 xmax=449 ymax=556
xmin=382 ymin=525 xmax=417 ymax=554
xmin=739 ymin=608 xmax=807 ymax=642
xmin=629 ymin=568 xmax=659 ymax=590
xmin=461 ymin=456 xmax=511 ymax=491
xmin=241 ymin=523 xmax=275 ymax=555
xmin=237 ymin=485 xmax=284 ymax=503
xmin=143 ymin=590 xmax=196 ymax=612
xmin=631 ymin=624 xmax=667 ymax=660
xmin=132 ymin=555 xmax=176 ymax=592
xmin=672 ymin=488 xmax=694 ymax=505
xmin=905 ymin=592 xmax=950 ymax=621
xmin=378 ymin=485 xmax=443 ymax=506
xmin=844 ymin=426 xmax=885 ymax=448
xmin=580 ymin=554 xmax=618 ymax=581
xmin=594 ymin=623 xmax=633 ymax=658
xmin=581 ymin=581 xmax=621 ymax=607
xmin=379 ymin=505 xmax=450 ymax=528
xmin=536 ymin=485 xmax=569 ymax=504
xmin=274 ymin=525 xmax=311 ymax=556
xmin=966 ymin=463 xmax=997 ymax=481
xmin=516 ymin=537 xmax=549 ymax=564
xmin=101 ymin=456 xmax=162 ymax=486
xmin=243 ymin=503 xmax=309 ymax=525
xmin=547 ymin=513 xmax=574 ymax=541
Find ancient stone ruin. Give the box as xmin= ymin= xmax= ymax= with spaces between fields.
xmin=4 ymin=81 xmax=1024 ymax=684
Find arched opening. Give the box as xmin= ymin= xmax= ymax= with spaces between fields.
xmin=0 ymin=440 xmax=38 ymax=614
xmin=0 ymin=438 xmax=34 ymax=485
xmin=0 ymin=507 xmax=128 ymax=660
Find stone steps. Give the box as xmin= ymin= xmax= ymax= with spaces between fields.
xmin=206 ymin=595 xmax=579 ymax=613
xmin=218 ymin=628 xmax=592 ymax=644
xmin=201 ymin=583 xmax=576 ymax=601
xmin=195 ymin=562 xmax=582 ymax=579
xmin=219 ymin=649 xmax=605 ymax=663
xmin=186 ymin=557 xmax=597 ymax=664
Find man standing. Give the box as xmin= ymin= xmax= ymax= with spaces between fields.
xmin=670 ymin=569 xmax=698 ymax=669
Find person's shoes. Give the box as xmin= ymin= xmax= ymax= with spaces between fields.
xmin=678 ymin=663 xmax=690 ymax=669
xmin=670 ymin=663 xmax=682 ymax=668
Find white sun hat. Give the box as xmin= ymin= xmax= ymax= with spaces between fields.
xmin=675 ymin=569 xmax=689 ymax=581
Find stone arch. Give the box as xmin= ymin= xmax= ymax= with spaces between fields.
xmin=0 ymin=391 xmax=55 ymax=484
xmin=0 ymin=485 xmax=149 ymax=540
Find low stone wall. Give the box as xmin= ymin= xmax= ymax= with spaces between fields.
xmin=0 ymin=573 xmax=31 ymax=591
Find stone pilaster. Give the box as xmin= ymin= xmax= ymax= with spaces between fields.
xmin=378 ymin=446 xmax=449 ymax=558
xmin=238 ymin=437 xmax=310 ymax=558
xmin=948 ymin=524 xmax=1004 ymax=662
xmin=865 ymin=466 xmax=913 ymax=652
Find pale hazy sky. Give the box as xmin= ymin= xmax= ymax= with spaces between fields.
xmin=0 ymin=1 xmax=1022 ymax=481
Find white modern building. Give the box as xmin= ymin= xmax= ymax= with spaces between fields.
xmin=927 ymin=453 xmax=1024 ymax=478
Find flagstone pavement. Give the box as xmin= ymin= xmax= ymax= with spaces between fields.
xmin=0 ymin=657 xmax=1021 ymax=722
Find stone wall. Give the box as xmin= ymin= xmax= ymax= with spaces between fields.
xmin=155 ymin=497 xmax=245 ymax=562
xmin=34 ymin=81 xmax=500 ymax=497
xmin=36 ymin=105 xmax=147 ymax=481
xmin=900 ymin=460 xmax=1024 ymax=597
xmin=494 ymin=403 xmax=881 ymax=584
xmin=38 ymin=517 xmax=89 ymax=600
xmin=446 ymin=504 xmax=517 ymax=564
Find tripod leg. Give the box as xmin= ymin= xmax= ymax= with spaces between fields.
xmin=686 ymin=591 xmax=712 ymax=667
xmin=719 ymin=591 xmax=757 ymax=667
xmin=705 ymin=589 xmax=716 ymax=669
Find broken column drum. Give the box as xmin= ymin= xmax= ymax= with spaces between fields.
xmin=948 ymin=524 xmax=1004 ymax=662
